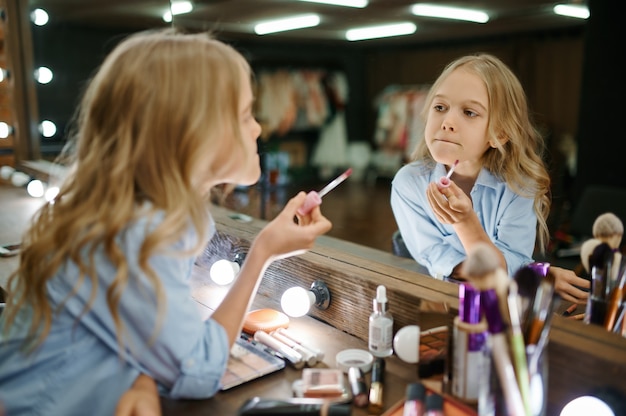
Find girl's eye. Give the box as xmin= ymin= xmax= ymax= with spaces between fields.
xmin=433 ymin=104 xmax=445 ymax=112
xmin=465 ymin=110 xmax=478 ymax=118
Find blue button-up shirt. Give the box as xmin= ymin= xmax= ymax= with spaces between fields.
xmin=391 ymin=161 xmax=536 ymax=278
xmin=0 ymin=211 xmax=228 ymax=416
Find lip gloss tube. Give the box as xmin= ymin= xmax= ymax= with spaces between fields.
xmin=275 ymin=327 xmax=325 ymax=361
xmin=254 ymin=330 xmax=304 ymax=369
xmin=270 ymin=330 xmax=318 ymax=366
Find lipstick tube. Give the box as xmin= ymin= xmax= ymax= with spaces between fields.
xmin=368 ymin=358 xmax=385 ymax=414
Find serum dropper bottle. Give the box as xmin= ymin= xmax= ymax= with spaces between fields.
xmin=369 ymin=285 xmax=394 ymax=357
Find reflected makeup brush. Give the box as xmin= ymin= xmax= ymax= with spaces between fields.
xmin=513 ymin=262 xmax=549 ymax=328
xmin=438 ymin=159 xmax=459 ymax=188
xmin=297 ymin=168 xmax=352 ymax=215
xmin=604 ymin=260 xmax=626 ymax=331
xmin=592 ymin=213 xmax=624 ymax=284
xmin=587 ymin=242 xmax=614 ymax=325
xmin=525 ymin=269 xmax=557 ymax=346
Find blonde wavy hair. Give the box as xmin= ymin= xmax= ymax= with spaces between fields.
xmin=411 ymin=53 xmax=551 ymax=252
xmin=4 ymin=28 xmax=252 ymax=352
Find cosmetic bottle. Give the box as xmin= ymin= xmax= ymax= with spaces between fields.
xmin=451 ymin=283 xmax=488 ymax=403
xmin=403 ymin=382 xmax=426 ymax=416
xmin=424 ymin=393 xmax=444 ymax=416
xmin=369 ymin=285 xmax=393 ymax=357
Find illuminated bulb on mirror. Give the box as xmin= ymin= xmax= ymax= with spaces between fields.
xmin=30 ymin=8 xmax=49 ymax=26
xmin=0 ymin=122 xmax=13 ymax=139
xmin=45 ymin=186 xmax=59 ymax=202
xmin=39 ymin=120 xmax=57 ymax=138
xmin=281 ymin=280 xmax=330 ymax=318
xmin=26 ymin=180 xmax=45 ymax=198
xmin=210 ymin=259 xmax=240 ymax=286
xmin=560 ymin=396 xmax=615 ymax=416
xmin=35 ymin=66 xmax=53 ymax=84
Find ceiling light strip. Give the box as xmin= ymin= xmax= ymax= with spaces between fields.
xmin=255 ymin=14 xmax=321 ymax=35
xmin=411 ymin=4 xmax=489 ymax=24
xmin=346 ymin=22 xmax=417 ymax=41
xmin=553 ymin=4 xmax=590 ymax=19
xmin=297 ymin=0 xmax=368 ymax=8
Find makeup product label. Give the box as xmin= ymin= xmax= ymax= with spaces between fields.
xmin=452 ymin=317 xmax=488 ymax=401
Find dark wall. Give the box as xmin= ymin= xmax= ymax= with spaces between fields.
xmin=32 ymin=23 xmax=136 ymax=155
xmin=574 ymin=0 xmax=626 ymax=198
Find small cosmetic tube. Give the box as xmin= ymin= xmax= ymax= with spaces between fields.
xmin=424 ymin=393 xmax=444 ymax=416
xmin=348 ymin=366 xmax=369 ymax=408
xmin=403 ymin=382 xmax=426 ymax=416
xmin=451 ymin=283 xmax=488 ymax=402
xmin=253 ymin=330 xmax=304 ymax=369
xmin=368 ymin=358 xmax=385 ymax=414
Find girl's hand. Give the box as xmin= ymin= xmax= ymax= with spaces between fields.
xmin=253 ymin=192 xmax=332 ymax=261
xmin=115 ymin=375 xmax=161 ymax=416
xmin=550 ymin=265 xmax=590 ymax=304
xmin=426 ymin=181 xmax=473 ymax=225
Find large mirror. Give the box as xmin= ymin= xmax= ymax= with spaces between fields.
xmin=21 ymin=0 xmax=626 ymax=373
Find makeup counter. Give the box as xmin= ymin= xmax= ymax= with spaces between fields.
xmin=164 ymin=205 xmax=626 ymax=416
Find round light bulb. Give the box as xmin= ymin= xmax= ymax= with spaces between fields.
xmin=27 ymin=180 xmax=45 ymax=198
xmin=0 ymin=122 xmax=11 ymax=139
xmin=44 ymin=186 xmax=59 ymax=202
xmin=560 ymin=396 xmax=615 ymax=416
xmin=39 ymin=120 xmax=57 ymax=138
xmin=10 ymin=171 xmax=30 ymax=187
xmin=31 ymin=8 xmax=49 ymax=26
xmin=209 ymin=259 xmax=240 ymax=286
xmin=392 ymin=325 xmax=420 ymax=363
xmin=0 ymin=165 xmax=15 ymax=180
xmin=281 ymin=286 xmax=314 ymax=317
xmin=35 ymin=66 xmax=53 ymax=84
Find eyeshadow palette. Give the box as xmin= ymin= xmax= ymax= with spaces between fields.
xmin=418 ymin=325 xmax=449 ymax=379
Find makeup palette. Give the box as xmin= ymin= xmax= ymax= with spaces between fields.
xmin=418 ymin=325 xmax=449 ymax=378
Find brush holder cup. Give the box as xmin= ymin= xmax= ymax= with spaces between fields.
xmin=478 ymin=338 xmax=548 ymax=416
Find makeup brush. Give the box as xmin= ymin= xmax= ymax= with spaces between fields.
xmin=592 ymin=212 xmax=624 ymax=284
xmin=525 ymin=269 xmax=557 ymax=346
xmin=506 ymin=280 xmax=533 ymax=416
xmin=462 ymin=243 xmax=510 ymax=323
xmin=604 ymin=260 xmax=626 ymax=331
xmin=438 ymin=159 xmax=459 ymax=188
xmin=463 ymin=243 xmax=526 ymax=416
xmin=513 ymin=262 xmax=549 ymax=328
xmin=592 ymin=212 xmax=624 ymax=249
xmin=587 ymin=242 xmax=615 ymax=325
xmin=481 ymin=289 xmax=527 ymax=416
xmin=580 ymin=238 xmax=602 ymax=274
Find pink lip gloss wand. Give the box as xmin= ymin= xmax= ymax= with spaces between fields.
xmin=297 ymin=168 xmax=352 ymax=215
xmin=438 ymin=159 xmax=459 ymax=188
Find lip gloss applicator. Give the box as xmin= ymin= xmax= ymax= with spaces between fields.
xmin=438 ymin=159 xmax=459 ymax=188
xmin=297 ymin=168 xmax=352 ymax=215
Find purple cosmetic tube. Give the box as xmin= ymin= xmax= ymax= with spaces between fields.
xmin=451 ymin=283 xmax=488 ymax=402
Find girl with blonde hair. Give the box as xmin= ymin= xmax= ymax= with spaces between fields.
xmin=0 ymin=29 xmax=331 ymax=415
xmin=391 ymin=53 xmax=588 ymax=303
